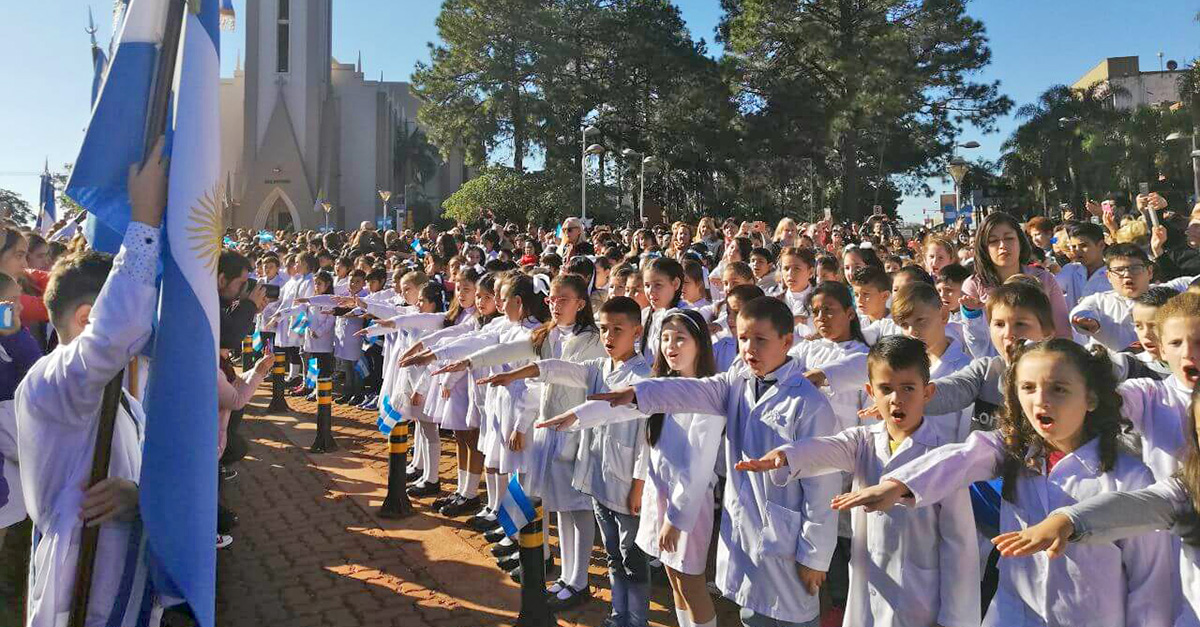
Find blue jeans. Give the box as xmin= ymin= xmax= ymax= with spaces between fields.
xmin=594 ymin=501 xmax=649 ymax=627
xmin=739 ymin=608 xmax=820 ymax=627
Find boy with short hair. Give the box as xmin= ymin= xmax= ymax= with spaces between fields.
xmin=892 ymin=283 xmax=974 ymax=442
xmin=17 ymin=146 xmax=167 ymax=626
xmin=1058 ymin=221 xmax=1109 ymax=309
xmin=850 ymin=266 xmax=901 ymax=345
xmin=749 ymin=247 xmax=778 ymax=293
xmin=593 ymin=297 xmax=840 ymax=627
xmin=736 ymin=336 xmax=979 ymax=627
xmin=1071 ymin=243 xmax=1193 ymax=352
xmin=481 ymin=296 xmax=651 ymax=627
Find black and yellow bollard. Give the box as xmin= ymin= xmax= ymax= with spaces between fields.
xmin=310 ymin=377 xmax=338 ymax=453
xmin=515 ymin=499 xmax=557 ymax=627
xmin=377 ymin=421 xmax=414 ymax=519
xmin=267 ymin=352 xmax=291 ymax=412
xmin=241 ymin=336 xmax=255 ymax=371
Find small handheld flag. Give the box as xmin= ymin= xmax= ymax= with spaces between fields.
xmin=496 ymin=476 xmax=536 ymax=537
xmin=251 ymin=330 xmax=264 ymax=352
xmin=377 ymin=396 xmax=403 ymax=434
xmin=354 ymin=355 xmax=371 ymax=378
xmin=290 ymin=311 xmax=310 ymax=336
xmin=304 ymin=358 xmax=319 ymax=389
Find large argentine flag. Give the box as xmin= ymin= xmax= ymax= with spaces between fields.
xmin=66 ymin=1 xmax=223 ymax=626
xmin=141 ymin=3 xmax=224 ymax=627
xmin=66 ymin=0 xmax=170 ymax=254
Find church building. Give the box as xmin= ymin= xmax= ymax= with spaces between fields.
xmin=218 ymin=0 xmax=471 ymax=231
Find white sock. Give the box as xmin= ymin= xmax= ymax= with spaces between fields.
xmin=420 ymin=421 xmax=441 ymax=483
xmin=464 ymin=472 xmax=481 ymax=499
xmin=485 ymin=473 xmax=498 ymax=511
xmin=693 ymin=617 xmax=715 ymax=627
xmin=675 ymin=609 xmax=695 ymax=627
xmin=456 ymin=469 xmax=467 ymax=496
xmin=560 ymin=509 xmax=594 ymax=589
xmin=496 ymin=473 xmax=509 ymax=505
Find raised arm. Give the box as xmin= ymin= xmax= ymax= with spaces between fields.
xmin=884 ymin=430 xmax=1004 ymax=508
xmin=924 ymin=358 xmax=989 ymax=416
xmin=468 ymin=338 xmax=537 ymax=369
xmin=631 ymin=372 xmax=732 ymax=418
xmin=533 ymin=358 xmax=592 ymax=389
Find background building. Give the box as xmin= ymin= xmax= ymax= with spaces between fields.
xmin=1072 ymin=55 xmax=1186 ymax=110
xmin=218 ymin=0 xmax=471 ymax=232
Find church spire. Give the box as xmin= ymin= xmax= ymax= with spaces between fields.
xmin=356 ymin=51 xmax=362 ymax=74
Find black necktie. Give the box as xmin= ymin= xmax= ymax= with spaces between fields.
xmin=755 ymin=377 xmax=776 ymax=399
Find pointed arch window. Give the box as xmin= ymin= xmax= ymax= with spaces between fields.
xmin=276 ymin=0 xmax=290 ymax=73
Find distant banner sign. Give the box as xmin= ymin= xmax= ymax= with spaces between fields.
xmin=940 ymin=194 xmax=958 ymax=225
xmin=376 ymin=217 xmax=393 ymax=230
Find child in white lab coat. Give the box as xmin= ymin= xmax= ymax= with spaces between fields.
xmin=480 ymin=295 xmax=652 ymax=626
xmin=16 ymin=146 xmax=166 ymax=627
xmin=778 ymin=248 xmax=816 ymax=335
xmin=639 ymin=257 xmax=685 ymax=363
xmin=994 ymin=379 xmax=1200 ymax=626
xmin=592 ymin=296 xmax=841 ymax=627
xmin=332 ymin=270 xmax=367 ymax=404
xmin=738 ymin=335 xmax=980 ymax=627
xmin=302 ymin=271 xmax=337 ymax=392
xmin=891 ymin=283 xmax=974 ymax=443
xmin=833 ymin=339 xmax=1174 ymax=627
xmin=538 ymin=308 xmax=724 ymax=627
xmin=438 ymin=274 xmax=604 ymax=603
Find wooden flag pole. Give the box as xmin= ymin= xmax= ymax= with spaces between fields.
xmin=67 ymin=1 xmax=186 ymax=626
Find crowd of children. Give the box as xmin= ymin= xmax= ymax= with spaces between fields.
xmin=10 ymin=188 xmax=1200 ymax=627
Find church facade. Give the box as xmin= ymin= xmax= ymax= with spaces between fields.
xmin=217 ymin=0 xmax=471 ymax=232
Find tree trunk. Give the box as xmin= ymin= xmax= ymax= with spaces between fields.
xmin=841 ymin=132 xmax=861 ymax=220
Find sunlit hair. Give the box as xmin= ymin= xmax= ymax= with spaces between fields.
xmin=985 ymin=278 xmax=1055 ymax=335
xmin=890 ymin=282 xmax=942 ymax=327
xmin=997 ymin=339 xmax=1129 ymax=503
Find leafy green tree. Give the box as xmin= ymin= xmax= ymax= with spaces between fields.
xmin=718 ymin=0 xmax=1012 ymax=220
xmin=0 ymin=189 xmax=35 ymax=226
xmin=412 ymin=0 xmax=550 ymax=171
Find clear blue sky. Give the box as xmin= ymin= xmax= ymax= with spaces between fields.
xmin=1 ymin=1 xmax=1197 ymax=222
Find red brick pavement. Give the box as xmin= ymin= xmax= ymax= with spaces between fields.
xmin=217 ymin=385 xmax=744 ymax=627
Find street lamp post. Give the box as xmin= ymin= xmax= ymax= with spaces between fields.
xmin=583 ymin=142 xmax=606 ymax=222
xmin=581 ymin=126 xmax=600 ymax=220
xmin=321 ymin=201 xmax=332 ymax=232
xmin=947 ymin=141 xmax=980 ymax=226
xmin=621 ymin=149 xmax=658 ymax=224
xmin=378 ymin=190 xmax=392 ymax=230
xmin=1167 ymin=127 xmax=1200 ymax=203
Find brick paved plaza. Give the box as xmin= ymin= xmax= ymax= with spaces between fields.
xmin=212 ymin=385 xmax=746 ymax=627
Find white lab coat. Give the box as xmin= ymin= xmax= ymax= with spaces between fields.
xmin=769 ymin=420 xmax=980 ymax=627
xmin=0 ymin=401 xmax=24 ymax=528
xmin=470 ymin=326 xmax=604 ymax=511
xmin=254 ymin=271 xmax=289 ymax=333
xmin=1059 ymin=478 xmax=1200 ymax=627
xmin=1118 ymin=375 xmax=1191 ymax=481
xmin=788 ymin=338 xmax=870 ymax=432
xmin=333 ymin=289 xmax=367 ymax=361
xmin=886 ymin=431 xmax=1174 ymax=627
xmin=632 ymin=358 xmax=841 ymax=624
xmin=927 ymin=338 xmax=975 ymax=443
xmin=1057 ymin=263 xmax=1109 ymax=310
xmin=862 ymin=316 xmax=903 ymax=346
xmin=1072 ymin=276 xmax=1195 ymax=352
xmin=568 ymin=397 xmax=725 ymax=574
xmin=275 ymin=273 xmax=315 ymax=348
xmin=16 ymin=223 xmax=165 ymax=627
xmin=537 ymin=356 xmax=652 ymax=515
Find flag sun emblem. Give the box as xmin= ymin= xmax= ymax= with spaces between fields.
xmin=187 ymin=185 xmax=224 ymax=272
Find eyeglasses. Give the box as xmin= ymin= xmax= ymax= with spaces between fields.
xmin=546 ymin=295 xmax=580 ymax=305
xmin=1107 ymin=264 xmax=1147 ymax=278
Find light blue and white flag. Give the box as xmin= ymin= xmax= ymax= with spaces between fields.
xmin=65 ymin=1 xmax=226 ymax=625
xmin=377 ymin=395 xmax=402 ymax=434
xmin=290 ymin=311 xmax=310 ymax=336
xmin=305 ymin=357 xmax=319 ymax=389
xmin=251 ymin=329 xmax=263 ymax=352
xmin=354 ymin=355 xmax=370 ymax=378
xmin=37 ymin=169 xmax=56 ymax=235
xmin=496 ymin=475 xmax=536 ymax=537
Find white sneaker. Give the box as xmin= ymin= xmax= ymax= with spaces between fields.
xmin=217 ymin=534 xmax=234 ymax=549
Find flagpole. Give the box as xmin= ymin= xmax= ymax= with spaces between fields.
xmin=67 ymin=2 xmax=186 ymax=626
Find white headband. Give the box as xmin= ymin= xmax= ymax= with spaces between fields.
xmin=662 ymin=308 xmax=704 ymax=335
xmin=533 ymin=273 xmax=551 ymax=296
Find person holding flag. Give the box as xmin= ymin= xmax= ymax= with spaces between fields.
xmin=18 ymin=139 xmax=167 ymax=627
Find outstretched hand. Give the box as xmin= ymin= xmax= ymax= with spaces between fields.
xmin=734 ymin=450 xmax=788 ymax=473
xmin=830 ymin=479 xmax=908 ymax=513
xmin=992 ymin=513 xmax=1074 ymax=559
xmin=588 ymin=387 xmax=637 ymax=407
